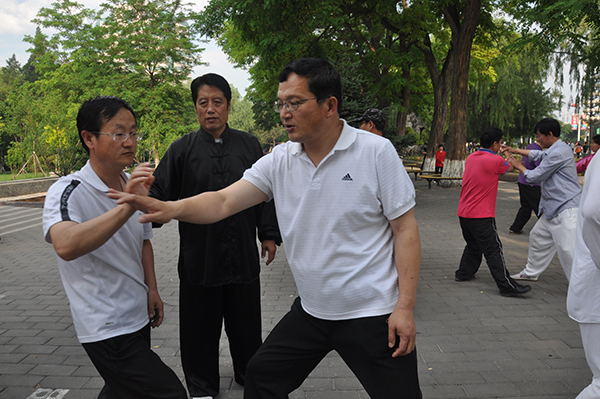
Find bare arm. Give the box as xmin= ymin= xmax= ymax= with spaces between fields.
xmin=388 ymin=208 xmax=421 ymax=358
xmin=49 ymin=164 xmax=154 ymax=261
xmin=141 ymin=239 xmax=163 ymax=328
xmin=110 ymin=179 xmax=269 ymax=225
xmin=501 ymin=145 xmax=531 ymax=157
xmin=49 ymin=204 xmax=136 ymax=261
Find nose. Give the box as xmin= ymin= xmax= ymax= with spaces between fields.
xmin=279 ymin=106 xmax=292 ymax=120
xmin=123 ymin=134 xmax=136 ymax=145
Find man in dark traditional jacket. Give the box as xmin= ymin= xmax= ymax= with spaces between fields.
xmin=150 ymin=73 xmax=281 ymax=399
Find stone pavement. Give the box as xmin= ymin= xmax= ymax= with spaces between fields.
xmin=0 ymin=178 xmax=590 ymax=399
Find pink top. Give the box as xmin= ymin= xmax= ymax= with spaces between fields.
xmin=576 ymin=153 xmax=595 ymax=174
xmin=458 ymin=149 xmax=510 ymax=218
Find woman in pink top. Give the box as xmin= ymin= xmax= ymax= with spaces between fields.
xmin=576 ymin=135 xmax=600 ymax=174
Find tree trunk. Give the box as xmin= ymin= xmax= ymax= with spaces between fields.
xmin=421 ymin=32 xmax=454 ymax=173
xmin=396 ymin=66 xmax=411 ymax=136
xmin=442 ymin=0 xmax=481 ymax=186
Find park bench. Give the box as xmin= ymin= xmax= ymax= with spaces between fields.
xmin=419 ymin=173 xmax=463 ymax=189
xmin=404 ymin=166 xmax=430 ymax=181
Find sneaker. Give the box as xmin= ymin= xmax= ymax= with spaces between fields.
xmin=509 ymin=229 xmax=522 ymax=235
xmin=511 ymin=271 xmax=538 ymax=281
xmin=500 ymin=284 xmax=532 ymax=297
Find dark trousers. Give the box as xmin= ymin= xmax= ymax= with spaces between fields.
xmin=179 ymin=276 xmax=262 ymax=397
xmin=456 ymin=217 xmax=518 ymax=292
xmin=435 ymin=166 xmax=443 ymax=174
xmin=82 ymin=324 xmax=187 ymax=399
xmin=244 ymin=297 xmax=422 ymax=399
xmin=509 ymin=183 xmax=541 ymax=233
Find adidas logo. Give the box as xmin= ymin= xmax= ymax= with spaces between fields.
xmin=341 ymin=173 xmax=353 ymax=181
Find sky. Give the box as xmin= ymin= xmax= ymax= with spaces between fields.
xmin=0 ymin=0 xmax=252 ymax=96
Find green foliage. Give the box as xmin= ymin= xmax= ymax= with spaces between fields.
xmin=388 ymin=133 xmax=418 ymax=153
xmin=0 ymin=0 xmax=204 ymax=175
xmin=467 ymin=26 xmax=558 ymax=142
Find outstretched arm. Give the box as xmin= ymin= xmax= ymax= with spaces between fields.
xmin=501 ymin=145 xmax=531 ymax=157
xmin=110 ymin=179 xmax=269 ymax=226
xmin=388 ymin=208 xmax=421 ymax=358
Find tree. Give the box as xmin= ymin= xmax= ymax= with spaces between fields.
xmin=198 ymin=0 xmax=433 ymax=136
xmin=511 ymin=0 xmax=600 ymax=117
xmin=2 ymin=0 xmax=205 ymax=174
xmin=467 ymin=27 xmax=558 ymax=143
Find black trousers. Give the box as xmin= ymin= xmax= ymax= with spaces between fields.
xmin=509 ymin=183 xmax=541 ymax=233
xmin=82 ymin=324 xmax=187 ymax=399
xmin=179 ymin=276 xmax=262 ymax=397
xmin=456 ymin=217 xmax=518 ymax=292
xmin=244 ymin=297 xmax=422 ymax=399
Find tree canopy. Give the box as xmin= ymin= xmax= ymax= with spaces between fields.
xmin=2 ymin=0 xmax=593 ymax=178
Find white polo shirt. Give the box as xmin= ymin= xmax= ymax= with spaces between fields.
xmin=43 ymin=161 xmax=152 ymax=343
xmin=243 ymin=121 xmax=415 ymax=320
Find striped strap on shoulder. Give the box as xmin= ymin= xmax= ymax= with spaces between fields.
xmin=60 ymin=180 xmax=81 ymax=221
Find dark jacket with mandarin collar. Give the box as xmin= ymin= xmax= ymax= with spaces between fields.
xmin=150 ymin=125 xmax=281 ymax=286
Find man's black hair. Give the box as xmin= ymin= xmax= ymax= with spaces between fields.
xmin=591 ymin=134 xmax=600 ymax=145
xmin=278 ymin=58 xmax=343 ymax=112
xmin=480 ymin=127 xmax=503 ymax=149
xmin=191 ymin=73 xmax=232 ymax=106
xmin=534 ymin=118 xmax=561 ymax=138
xmin=76 ymin=96 xmax=136 ymax=155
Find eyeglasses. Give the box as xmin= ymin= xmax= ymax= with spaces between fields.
xmin=273 ymin=98 xmax=317 ymax=113
xmin=92 ymin=131 xmax=143 ymax=142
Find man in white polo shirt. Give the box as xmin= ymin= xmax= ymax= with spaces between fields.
xmin=111 ymin=58 xmax=422 ymax=399
xmin=43 ymin=96 xmax=187 ymax=399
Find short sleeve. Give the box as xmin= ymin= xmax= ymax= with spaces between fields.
xmin=242 ymin=152 xmax=274 ymax=200
xmin=377 ymin=141 xmax=416 ymax=220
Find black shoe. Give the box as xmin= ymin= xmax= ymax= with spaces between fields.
xmin=455 ymin=275 xmax=473 ymax=282
xmin=500 ymin=284 xmax=532 ymax=297
xmin=509 ymin=229 xmax=522 ymax=235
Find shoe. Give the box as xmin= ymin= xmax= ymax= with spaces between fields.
xmin=500 ymin=284 xmax=532 ymax=297
xmin=193 ymin=396 xmax=213 ymax=399
xmin=455 ymin=275 xmax=474 ymax=282
xmin=509 ymin=229 xmax=522 ymax=235
xmin=510 ymin=271 xmax=538 ymax=281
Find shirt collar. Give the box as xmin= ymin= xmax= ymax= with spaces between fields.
xmin=478 ymin=148 xmax=497 ymax=155
xmin=200 ymin=124 xmax=230 ymax=142
xmin=80 ymin=160 xmax=127 ymax=193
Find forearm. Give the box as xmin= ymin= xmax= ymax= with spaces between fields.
xmin=391 ymin=210 xmax=421 ymax=311
xmin=170 ymin=180 xmax=268 ymax=224
xmin=50 ymin=204 xmax=136 ymax=261
xmin=142 ymin=239 xmax=157 ymax=291
xmin=394 ymin=228 xmax=421 ymax=312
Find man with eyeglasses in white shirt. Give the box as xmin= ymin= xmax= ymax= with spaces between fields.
xmin=43 ymin=96 xmax=187 ymax=399
xmin=111 ymin=58 xmax=422 ymax=399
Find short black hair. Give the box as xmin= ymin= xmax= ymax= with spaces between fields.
xmin=534 ymin=118 xmax=561 ymax=138
xmin=76 ymin=96 xmax=135 ymax=155
xmin=591 ymin=135 xmax=600 ymax=145
xmin=278 ymin=58 xmax=343 ymax=112
xmin=191 ymin=73 xmax=232 ymax=106
xmin=480 ymin=127 xmax=503 ymax=149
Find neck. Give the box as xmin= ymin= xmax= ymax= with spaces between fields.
xmin=89 ymin=158 xmax=124 ymax=190
xmin=303 ymin=119 xmax=344 ymax=167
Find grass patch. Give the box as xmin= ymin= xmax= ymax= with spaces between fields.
xmin=0 ymin=172 xmax=50 ymax=182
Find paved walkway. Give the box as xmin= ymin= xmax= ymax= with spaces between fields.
xmin=0 ymin=178 xmax=589 ymax=398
